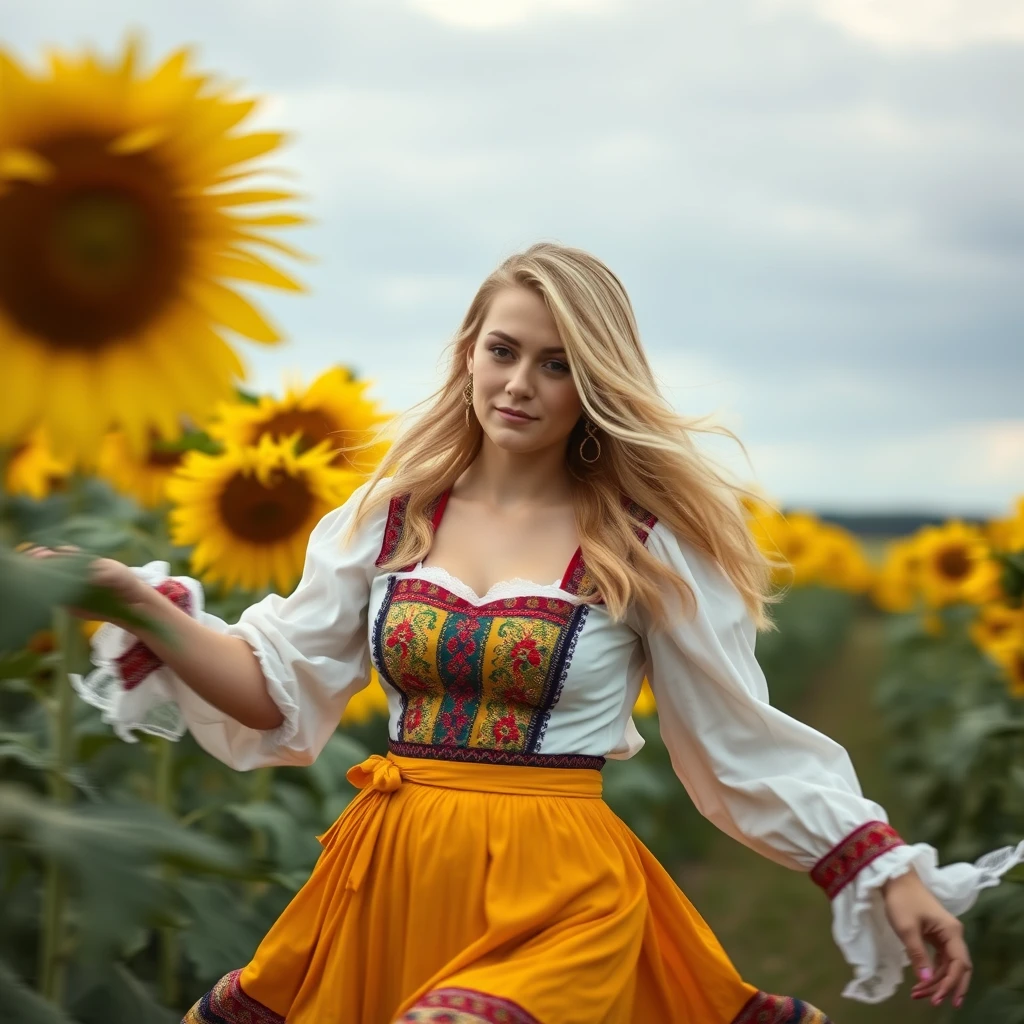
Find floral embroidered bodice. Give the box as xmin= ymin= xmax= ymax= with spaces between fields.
xmin=365 ymin=488 xmax=656 ymax=767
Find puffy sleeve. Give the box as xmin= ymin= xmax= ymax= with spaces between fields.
xmin=632 ymin=519 xmax=1024 ymax=1004
xmin=71 ymin=481 xmax=387 ymax=772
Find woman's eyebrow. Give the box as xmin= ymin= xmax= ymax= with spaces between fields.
xmin=486 ymin=329 xmax=566 ymax=356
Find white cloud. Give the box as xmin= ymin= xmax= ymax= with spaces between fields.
xmin=407 ymin=0 xmax=620 ymax=30
xmin=761 ymin=0 xmax=1024 ymax=50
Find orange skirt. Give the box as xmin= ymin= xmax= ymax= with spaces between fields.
xmin=183 ymin=752 xmax=832 ymax=1023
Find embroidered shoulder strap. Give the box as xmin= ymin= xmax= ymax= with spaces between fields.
xmin=623 ymin=496 xmax=658 ymax=543
xmin=561 ymin=495 xmax=659 ymax=599
xmin=375 ymin=490 xmax=448 ymax=571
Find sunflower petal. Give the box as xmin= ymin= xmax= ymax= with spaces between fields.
xmin=203 ymin=251 xmax=305 ymax=292
xmin=184 ymin=278 xmax=282 ymax=343
xmin=0 ymin=147 xmax=54 ymax=182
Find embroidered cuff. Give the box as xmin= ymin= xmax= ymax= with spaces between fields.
xmin=811 ymin=821 xmax=906 ymax=899
xmin=116 ymin=579 xmax=194 ymax=691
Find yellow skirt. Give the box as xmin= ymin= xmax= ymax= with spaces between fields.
xmin=183 ymin=752 xmax=833 ymax=1024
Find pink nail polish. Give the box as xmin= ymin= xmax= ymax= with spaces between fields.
xmin=918 ymin=968 xmax=933 ymax=982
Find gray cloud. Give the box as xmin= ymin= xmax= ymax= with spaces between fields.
xmin=5 ymin=0 xmax=1023 ymax=513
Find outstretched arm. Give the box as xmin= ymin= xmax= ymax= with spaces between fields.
xmin=631 ymin=519 xmax=1022 ymax=1005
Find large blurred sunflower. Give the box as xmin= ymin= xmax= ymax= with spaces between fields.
xmin=916 ymin=521 xmax=1003 ymax=608
xmin=0 ymin=39 xmax=307 ymax=461
xmin=96 ymin=428 xmax=188 ymax=508
xmin=211 ymin=366 xmax=391 ymax=474
xmin=4 ymin=427 xmax=71 ymax=499
xmin=167 ymin=433 xmax=353 ymax=593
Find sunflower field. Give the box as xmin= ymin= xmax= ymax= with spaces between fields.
xmin=0 ymin=36 xmax=1022 ymax=1024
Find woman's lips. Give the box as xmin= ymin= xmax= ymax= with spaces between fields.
xmin=496 ymin=407 xmax=535 ymax=423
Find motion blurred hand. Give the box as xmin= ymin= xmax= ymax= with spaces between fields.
xmin=882 ymin=868 xmax=972 ymax=1008
xmin=16 ymin=543 xmax=152 ymax=623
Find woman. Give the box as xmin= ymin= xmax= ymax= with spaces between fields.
xmin=36 ymin=243 xmax=1022 ymax=1023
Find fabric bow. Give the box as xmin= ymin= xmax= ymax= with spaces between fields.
xmin=345 ymin=753 xmax=403 ymax=793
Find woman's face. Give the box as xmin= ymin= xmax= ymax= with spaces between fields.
xmin=466 ymin=286 xmax=583 ymax=455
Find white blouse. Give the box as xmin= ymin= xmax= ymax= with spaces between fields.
xmin=71 ymin=480 xmax=1024 ymax=1006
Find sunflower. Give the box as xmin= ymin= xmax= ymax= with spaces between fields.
xmin=747 ymin=509 xmax=828 ymax=588
xmin=0 ymin=38 xmax=307 ymax=462
xmin=211 ymin=366 xmax=391 ymax=474
xmin=96 ymin=428 xmax=190 ymax=508
xmin=4 ymin=427 xmax=71 ymax=499
xmin=990 ymin=640 xmax=1024 ymax=699
xmin=916 ymin=521 xmax=1003 ymax=608
xmin=871 ymin=539 xmax=923 ymax=614
xmin=986 ymin=497 xmax=1024 ymax=554
xmin=632 ymin=678 xmax=657 ymax=717
xmin=814 ymin=525 xmax=875 ymax=594
xmin=970 ymin=603 xmax=1024 ymax=656
xmin=340 ymin=670 xmax=391 ymax=726
xmin=167 ymin=433 xmax=354 ymax=593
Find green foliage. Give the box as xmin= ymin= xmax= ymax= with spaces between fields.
xmin=874 ymin=604 xmax=1024 ymax=1019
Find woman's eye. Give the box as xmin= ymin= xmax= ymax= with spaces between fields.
xmin=547 ymin=361 xmax=570 ymax=373
xmin=489 ymin=345 xmax=511 ymax=359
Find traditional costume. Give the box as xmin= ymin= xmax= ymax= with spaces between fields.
xmin=74 ymin=482 xmax=1024 ymax=1024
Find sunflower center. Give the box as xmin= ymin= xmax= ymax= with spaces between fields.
xmin=0 ymin=134 xmax=186 ymax=350
xmin=258 ymin=409 xmax=341 ymax=458
xmin=146 ymin=448 xmax=185 ymax=469
xmin=218 ymin=469 xmax=314 ymax=544
xmin=937 ymin=546 xmax=971 ymax=581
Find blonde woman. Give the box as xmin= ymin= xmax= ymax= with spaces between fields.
xmin=35 ymin=243 xmax=1022 ymax=1023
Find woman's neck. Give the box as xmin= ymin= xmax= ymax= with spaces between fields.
xmin=456 ymin=438 xmax=573 ymax=508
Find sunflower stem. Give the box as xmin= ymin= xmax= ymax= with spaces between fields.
xmin=247 ymin=767 xmax=274 ymax=905
xmin=153 ymin=737 xmax=180 ymax=1007
xmin=38 ymin=608 xmax=79 ymax=1004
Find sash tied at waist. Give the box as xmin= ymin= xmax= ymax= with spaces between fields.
xmin=319 ymin=752 xmax=604 ymax=892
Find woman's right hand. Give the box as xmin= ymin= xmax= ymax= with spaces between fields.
xmin=18 ymin=544 xmax=153 ymax=621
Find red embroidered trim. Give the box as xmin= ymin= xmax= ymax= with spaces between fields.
xmin=810 ymin=821 xmax=906 ymax=899
xmin=623 ymin=495 xmax=658 ymax=542
xmin=733 ymin=990 xmax=832 ymax=1023
xmin=559 ymin=495 xmax=658 ymax=598
xmin=183 ymin=968 xmax=284 ymax=1024
xmin=116 ymin=579 xmax=193 ymax=691
xmin=389 ymin=739 xmax=605 ymax=771
xmin=391 ymin=575 xmax=577 ymax=621
xmin=376 ymin=490 xmax=449 ymax=571
xmin=397 ymin=986 xmax=539 ymax=1024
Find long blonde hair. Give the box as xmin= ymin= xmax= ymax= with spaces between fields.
xmin=347 ymin=242 xmax=786 ymax=631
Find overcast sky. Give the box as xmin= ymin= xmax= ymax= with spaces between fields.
xmin=7 ymin=0 xmax=1024 ymax=515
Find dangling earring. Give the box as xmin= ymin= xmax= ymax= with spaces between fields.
xmin=579 ymin=417 xmax=601 ymax=464
xmin=463 ymin=376 xmax=474 ymax=427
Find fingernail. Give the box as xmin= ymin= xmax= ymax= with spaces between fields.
xmin=918 ymin=968 xmax=932 ymax=981
xmin=955 ymin=997 xmax=963 ymax=1008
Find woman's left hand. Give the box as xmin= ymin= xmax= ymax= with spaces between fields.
xmin=882 ymin=868 xmax=973 ymax=1008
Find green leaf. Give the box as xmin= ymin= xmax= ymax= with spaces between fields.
xmin=0 ymin=957 xmax=78 ymax=1024
xmin=0 ymin=783 xmax=254 ymax=954
xmin=0 ymin=545 xmax=173 ymax=653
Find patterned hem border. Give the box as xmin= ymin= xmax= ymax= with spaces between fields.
xmin=733 ymin=990 xmax=833 ymax=1023
xmin=118 ymin=579 xmax=193 ymax=691
xmin=388 ymin=739 xmax=605 ymax=771
xmin=182 ymin=969 xmax=284 ymax=1024
xmin=810 ymin=820 xmax=907 ymax=899
xmin=397 ymin=986 xmax=540 ymax=1024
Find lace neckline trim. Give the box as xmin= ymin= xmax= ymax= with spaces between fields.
xmin=410 ymin=561 xmax=573 ymax=606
